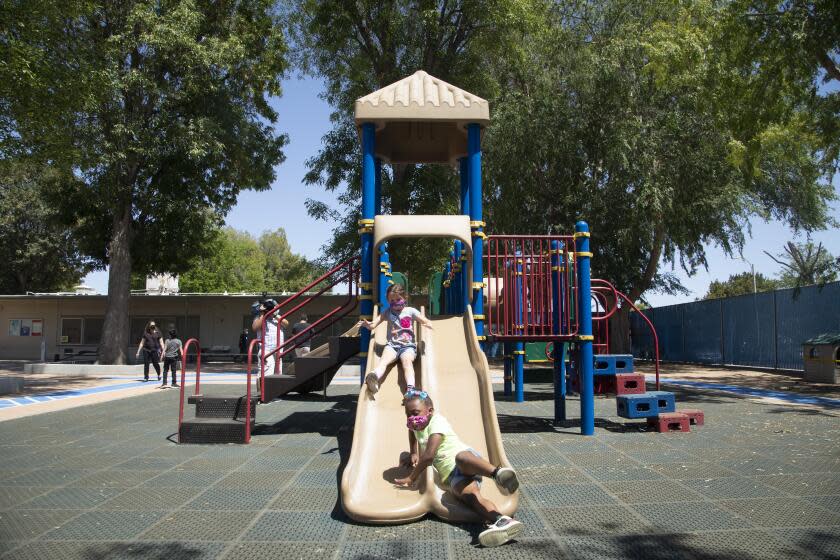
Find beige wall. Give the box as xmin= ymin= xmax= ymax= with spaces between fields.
xmin=0 ymin=294 xmax=377 ymax=362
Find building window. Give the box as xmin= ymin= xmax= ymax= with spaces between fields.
xmin=83 ymin=318 xmax=104 ymax=345
xmin=61 ymin=318 xmax=83 ymax=344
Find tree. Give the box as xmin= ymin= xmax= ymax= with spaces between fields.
xmin=2 ymin=1 xmax=288 ymax=362
xmin=259 ymin=229 xmax=323 ymax=292
xmin=765 ymin=241 xmax=839 ymax=290
xmin=0 ymin=160 xmax=93 ymax=293
xmin=703 ymin=272 xmax=780 ymax=299
xmin=288 ymin=0 xmax=537 ymax=291
xmin=481 ymin=0 xmax=837 ymax=350
xmin=179 ymin=227 xmax=320 ymax=293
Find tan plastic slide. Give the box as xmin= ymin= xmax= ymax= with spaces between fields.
xmin=340 ymin=307 xmax=519 ymax=524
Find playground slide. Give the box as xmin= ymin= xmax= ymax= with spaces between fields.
xmin=340 ymin=308 xmax=519 ymax=524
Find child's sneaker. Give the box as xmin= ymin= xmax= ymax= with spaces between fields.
xmin=365 ymin=372 xmax=379 ymax=395
xmin=478 ymin=516 xmax=523 ymax=547
xmin=493 ymin=467 xmax=519 ymax=493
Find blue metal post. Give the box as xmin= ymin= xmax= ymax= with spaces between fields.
xmin=551 ymin=240 xmax=566 ymax=423
xmin=374 ymin=158 xmax=382 ymax=216
xmin=459 ymin=158 xmax=472 ymax=316
xmin=514 ymin=251 xmax=525 ymax=402
xmin=379 ymin=243 xmax=390 ymax=307
xmin=575 ymin=221 xmax=594 ymax=435
xmin=359 ymin=123 xmax=376 ymax=383
xmin=468 ymin=124 xmax=484 ymax=340
xmin=503 ymin=342 xmax=512 ymax=396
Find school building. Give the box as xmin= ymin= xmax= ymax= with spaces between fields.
xmin=0 ymin=292 xmax=371 ymax=362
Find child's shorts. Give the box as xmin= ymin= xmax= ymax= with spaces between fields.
xmin=387 ymin=342 xmax=417 ymax=360
xmin=446 ymin=448 xmax=483 ymax=490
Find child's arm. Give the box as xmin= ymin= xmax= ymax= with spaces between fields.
xmin=415 ymin=311 xmax=434 ymax=330
xmin=395 ymin=434 xmax=442 ymax=487
xmin=400 ymin=431 xmax=420 ymax=468
xmin=358 ymin=310 xmax=387 ymax=331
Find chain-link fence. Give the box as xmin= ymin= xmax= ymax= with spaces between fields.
xmin=631 ymin=280 xmax=840 ymax=370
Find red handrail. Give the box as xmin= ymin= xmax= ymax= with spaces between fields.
xmin=177 ymin=338 xmax=201 ymax=443
xmin=256 ymin=256 xmax=359 ymax=402
xmin=244 ymin=338 xmax=260 ymax=443
xmin=589 ymin=280 xmax=661 ymax=390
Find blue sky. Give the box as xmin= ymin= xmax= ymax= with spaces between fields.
xmin=83 ymin=76 xmax=839 ymax=307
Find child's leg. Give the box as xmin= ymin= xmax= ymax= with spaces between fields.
xmin=454 ymin=450 xmax=498 ymax=478
xmin=399 ymin=349 xmax=417 ymax=389
xmin=373 ymin=345 xmax=399 ymax=379
xmin=452 ymin=480 xmax=501 ymax=524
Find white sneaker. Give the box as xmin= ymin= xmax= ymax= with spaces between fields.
xmin=494 ymin=467 xmax=520 ymax=493
xmin=365 ymin=372 xmax=380 ymax=395
xmin=478 ymin=516 xmax=523 ymax=547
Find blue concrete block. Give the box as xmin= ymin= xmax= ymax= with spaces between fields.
xmin=647 ymin=391 xmax=676 ymax=413
xmin=616 ymin=393 xmax=659 ymax=419
xmin=616 ymin=391 xmax=677 ymax=419
xmin=594 ymin=354 xmax=634 ymax=375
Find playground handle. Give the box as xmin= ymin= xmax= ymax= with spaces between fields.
xmin=177 ymin=338 xmax=201 ymax=443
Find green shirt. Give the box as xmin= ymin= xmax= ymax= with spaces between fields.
xmin=413 ymin=414 xmax=470 ymax=482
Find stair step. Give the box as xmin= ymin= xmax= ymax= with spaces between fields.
xmin=179 ymin=417 xmax=254 ymax=444
xmin=594 ymin=354 xmax=634 ymax=375
xmin=616 ymin=391 xmax=676 ymax=419
xmin=647 ymin=412 xmax=691 ymax=433
xmin=615 ymin=373 xmax=646 ymax=395
xmin=329 ymin=335 xmax=360 ymax=361
xmin=188 ymin=396 xmax=257 ymax=419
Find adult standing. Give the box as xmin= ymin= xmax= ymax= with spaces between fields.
xmin=251 ymin=299 xmax=289 ymax=376
xmin=237 ymin=329 xmax=249 ymax=363
xmin=291 ymin=313 xmax=312 ymax=358
xmin=135 ymin=321 xmax=163 ymax=382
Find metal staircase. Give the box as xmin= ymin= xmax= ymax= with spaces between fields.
xmin=177 ymin=257 xmax=360 ymax=444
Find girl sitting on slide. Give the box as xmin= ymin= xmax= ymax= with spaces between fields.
xmin=357 ymin=284 xmax=433 ymax=396
xmin=395 ymin=391 xmax=523 ymax=547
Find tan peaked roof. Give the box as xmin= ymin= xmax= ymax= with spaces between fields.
xmin=354 ymin=71 xmax=489 ymax=164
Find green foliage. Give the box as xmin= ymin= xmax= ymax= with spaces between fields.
xmin=1 ymin=0 xmax=289 ymax=361
xmin=765 ymin=241 xmax=839 ymax=289
xmin=179 ymin=227 xmax=320 ymax=293
xmin=703 ymin=272 xmax=779 ymax=300
xmin=288 ymin=0 xmax=537 ymax=291
xmin=484 ymin=0 xmax=837 ymax=303
xmin=0 ymin=160 xmax=94 ymax=293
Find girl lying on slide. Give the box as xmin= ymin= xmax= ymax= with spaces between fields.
xmin=395 ymin=391 xmax=523 ymax=548
xmin=357 ymin=284 xmax=433 ymax=396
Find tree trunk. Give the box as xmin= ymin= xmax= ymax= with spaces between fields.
xmin=98 ymin=205 xmax=132 ymax=364
xmin=610 ymin=223 xmax=666 ymax=354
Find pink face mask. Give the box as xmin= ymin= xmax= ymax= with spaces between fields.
xmin=406 ymin=414 xmax=429 ymax=430
xmin=390 ymin=299 xmax=406 ymax=312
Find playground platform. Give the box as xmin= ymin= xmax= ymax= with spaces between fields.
xmin=1 ymin=373 xmax=839 ymax=559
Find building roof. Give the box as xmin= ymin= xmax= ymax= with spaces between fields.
xmin=354 ymin=71 xmax=489 ymax=164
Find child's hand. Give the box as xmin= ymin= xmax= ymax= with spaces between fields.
xmin=356 ymin=319 xmax=372 ymax=330
xmin=394 ymin=476 xmax=415 ymax=488
xmin=400 ymin=453 xmax=419 ymax=468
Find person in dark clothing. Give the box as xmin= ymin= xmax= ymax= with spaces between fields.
xmin=161 ymin=329 xmax=182 ymax=388
xmin=135 ymin=321 xmax=163 ymax=382
xmin=237 ymin=329 xmax=249 ymax=363
xmin=291 ymin=313 xmax=312 ymax=358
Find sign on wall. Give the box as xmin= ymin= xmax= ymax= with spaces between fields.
xmin=8 ymin=319 xmax=42 ymax=336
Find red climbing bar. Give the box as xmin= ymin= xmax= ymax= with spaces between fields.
xmin=484 ymin=235 xmax=578 ymax=341
xmin=177 ymin=338 xmax=201 ymax=443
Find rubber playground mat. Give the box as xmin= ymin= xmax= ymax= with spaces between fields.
xmin=1 ymin=376 xmax=839 ymax=559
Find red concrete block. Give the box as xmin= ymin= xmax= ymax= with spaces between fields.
xmin=680 ymin=408 xmax=705 ymax=426
xmin=647 ymin=412 xmax=690 ymax=433
xmin=615 ymin=373 xmax=646 ymax=395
